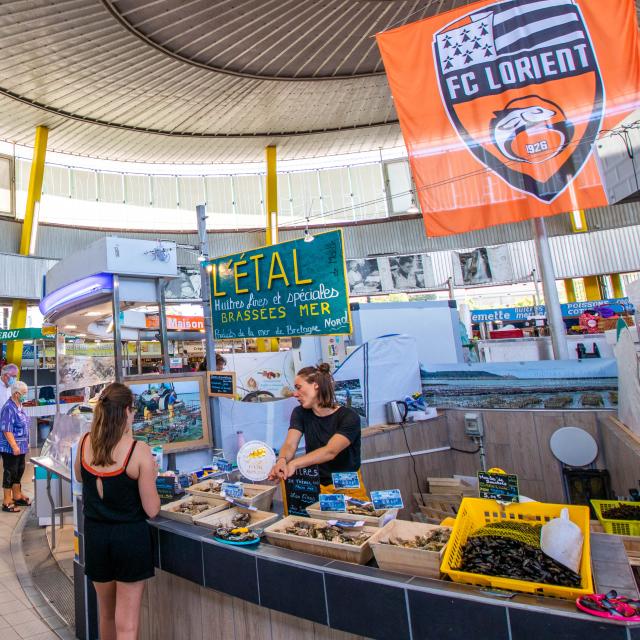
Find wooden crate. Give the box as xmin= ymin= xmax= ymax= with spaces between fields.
xmin=187 ymin=480 xmax=277 ymax=511
xmin=195 ymin=506 xmax=280 ymax=532
xmin=426 ymin=477 xmax=475 ymax=495
xmin=160 ymin=495 xmax=230 ymax=524
xmin=305 ymin=502 xmax=397 ymax=527
xmin=264 ymin=516 xmax=377 ymax=564
xmin=369 ymin=520 xmax=451 ymax=579
xmin=414 ymin=493 xmax=462 ymax=524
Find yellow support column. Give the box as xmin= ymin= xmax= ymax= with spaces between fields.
xmin=611 ymin=273 xmax=624 ymax=298
xmin=583 ymin=276 xmax=602 ymax=301
xmin=259 ymin=145 xmax=279 ymax=352
xmin=7 ymin=126 xmax=48 ymax=366
xmin=563 ymin=279 xmax=576 ymax=303
xmin=265 ymin=145 xmax=278 ymax=246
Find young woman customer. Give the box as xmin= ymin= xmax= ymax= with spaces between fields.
xmin=74 ymin=382 xmax=160 ymax=640
xmin=268 ymin=364 xmax=367 ymax=499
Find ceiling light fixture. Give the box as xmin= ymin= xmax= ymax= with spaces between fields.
xmin=406 ymin=196 xmax=420 ymax=214
xmin=64 ymin=324 xmax=77 ymax=330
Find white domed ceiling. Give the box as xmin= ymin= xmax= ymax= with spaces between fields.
xmin=2 ymin=0 xmax=624 ymax=164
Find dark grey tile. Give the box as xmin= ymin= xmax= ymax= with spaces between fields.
xmin=628 ymin=625 xmax=640 ymax=639
xmin=203 ymin=541 xmax=259 ymax=603
xmin=258 ymin=543 xmax=333 ymax=567
xmin=258 ymin=558 xmax=327 ymax=624
xmin=73 ymin=561 xmax=86 ymax=640
xmin=408 ymin=590 xmax=509 ymax=640
xmin=325 ymin=573 xmax=410 ymax=640
xmin=150 ymin=525 xmax=160 ymax=568
xmin=159 ymin=529 xmax=203 ymax=585
xmin=327 ymin=559 xmax=413 ymax=584
xmin=508 ymin=607 xmax=628 ymax=640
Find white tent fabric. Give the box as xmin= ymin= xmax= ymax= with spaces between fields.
xmin=334 ymin=334 xmax=422 ymax=426
xmin=218 ymin=396 xmax=299 ymax=460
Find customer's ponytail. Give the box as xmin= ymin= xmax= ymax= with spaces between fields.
xmin=90 ymin=383 xmax=134 ymax=466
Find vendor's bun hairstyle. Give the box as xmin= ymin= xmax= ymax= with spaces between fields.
xmin=297 ymin=363 xmax=336 ymax=408
xmin=90 ymin=382 xmax=134 ymax=466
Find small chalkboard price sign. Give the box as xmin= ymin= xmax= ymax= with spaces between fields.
xmin=207 ymin=371 xmax=236 ymax=398
xmin=282 ymin=466 xmax=320 ymax=517
xmin=477 ymin=471 xmax=519 ymax=503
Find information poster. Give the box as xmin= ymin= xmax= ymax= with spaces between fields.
xmin=205 ymin=231 xmax=351 ymax=340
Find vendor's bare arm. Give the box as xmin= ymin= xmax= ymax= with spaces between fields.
xmin=268 ymin=430 xmax=302 ymax=479
xmin=285 ymin=433 xmax=351 ymax=477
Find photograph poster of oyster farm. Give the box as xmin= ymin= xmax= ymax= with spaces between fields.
xmin=421 ymin=360 xmax=618 ymax=410
xmin=127 ymin=378 xmax=209 ymax=450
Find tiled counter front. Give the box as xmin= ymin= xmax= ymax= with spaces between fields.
xmin=108 ymin=518 xmax=639 ymax=640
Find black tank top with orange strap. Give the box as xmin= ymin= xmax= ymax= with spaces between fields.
xmin=80 ymin=433 xmax=147 ymax=523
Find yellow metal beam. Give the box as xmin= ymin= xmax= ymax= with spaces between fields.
xmin=583 ymin=276 xmax=602 ymax=301
xmin=7 ymin=126 xmax=48 ymax=366
xmin=261 ymin=145 xmax=279 ymax=352
xmin=611 ymin=273 xmax=624 ymax=298
xmin=265 ymin=145 xmax=278 ymax=246
xmin=569 ymin=209 xmax=588 ymax=233
xmin=563 ymin=279 xmax=576 ymax=303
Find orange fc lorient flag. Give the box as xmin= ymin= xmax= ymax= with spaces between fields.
xmin=377 ymin=0 xmax=640 ymax=236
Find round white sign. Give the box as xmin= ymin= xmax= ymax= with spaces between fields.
xmin=236 ymin=440 xmax=276 ymax=482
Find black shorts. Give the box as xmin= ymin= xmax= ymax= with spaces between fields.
xmin=2 ymin=453 xmax=25 ymax=489
xmin=84 ymin=519 xmax=154 ymax=583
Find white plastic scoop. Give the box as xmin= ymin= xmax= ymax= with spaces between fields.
xmin=540 ymin=508 xmax=583 ymax=574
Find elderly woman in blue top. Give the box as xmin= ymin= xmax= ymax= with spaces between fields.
xmin=0 ymin=381 xmax=31 ymax=512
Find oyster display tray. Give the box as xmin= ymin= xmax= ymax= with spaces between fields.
xmin=369 ymin=520 xmax=451 ymax=579
xmin=264 ymin=516 xmax=378 ymax=564
xmin=591 ymin=500 xmax=640 ymax=536
xmin=195 ymin=506 xmax=280 ymax=532
xmin=306 ymin=502 xmax=397 ymax=527
xmin=440 ymin=498 xmax=593 ymax=600
xmin=187 ymin=480 xmax=277 ymax=511
xmin=160 ymin=495 xmax=230 ymax=525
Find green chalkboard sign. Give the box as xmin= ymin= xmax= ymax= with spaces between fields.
xmin=204 ymin=231 xmax=352 ymax=340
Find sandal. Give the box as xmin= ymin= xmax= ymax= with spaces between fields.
xmin=2 ymin=504 xmax=19 ymax=513
xmin=13 ymin=498 xmax=30 ymax=506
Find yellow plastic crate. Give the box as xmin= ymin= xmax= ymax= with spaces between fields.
xmin=591 ymin=500 xmax=640 ymax=536
xmin=440 ymin=498 xmax=593 ymax=600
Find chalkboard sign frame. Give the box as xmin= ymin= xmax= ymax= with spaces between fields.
xmin=477 ymin=471 xmax=520 ymax=503
xmin=281 ymin=466 xmax=320 ymax=517
xmin=207 ymin=371 xmax=237 ymax=398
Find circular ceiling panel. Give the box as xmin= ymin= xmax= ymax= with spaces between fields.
xmin=102 ymin=0 xmax=437 ymax=80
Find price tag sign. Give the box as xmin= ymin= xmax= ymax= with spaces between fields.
xmin=327 ymin=519 xmax=365 ymax=528
xmin=320 ymin=493 xmax=347 ymax=512
xmin=331 ymin=472 xmax=361 ymax=490
xmin=221 ymin=482 xmax=244 ymax=499
xmin=217 ymin=459 xmax=233 ymax=473
xmin=477 ymin=471 xmax=519 ymax=503
xmin=370 ymin=489 xmax=404 ymax=510
xmin=282 ymin=466 xmax=320 ymax=517
xmin=156 ymin=476 xmax=176 ymax=499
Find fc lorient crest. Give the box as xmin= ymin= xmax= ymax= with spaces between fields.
xmin=434 ymin=0 xmax=604 ymax=202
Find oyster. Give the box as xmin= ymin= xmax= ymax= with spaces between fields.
xmin=232 ymin=512 xmax=251 ymax=527
xmin=383 ymin=527 xmax=450 ymax=552
xmin=283 ymin=521 xmax=370 ymax=545
xmin=172 ymin=499 xmax=211 ymax=515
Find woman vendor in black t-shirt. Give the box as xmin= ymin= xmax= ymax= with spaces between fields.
xmin=268 ymin=363 xmax=367 ymax=499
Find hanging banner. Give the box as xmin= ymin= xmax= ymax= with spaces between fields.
xmin=346 ymin=253 xmax=436 ymax=295
xmin=0 ymin=328 xmax=44 ymax=342
xmin=377 ymin=0 xmax=640 ymax=236
xmin=204 ymin=231 xmax=352 ymax=340
xmin=453 ymin=245 xmax=514 ymax=286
